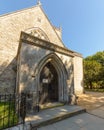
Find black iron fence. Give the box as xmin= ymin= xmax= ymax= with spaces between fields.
xmin=0 ymin=93 xmax=26 ymax=130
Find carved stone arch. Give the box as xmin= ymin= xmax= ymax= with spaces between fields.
xmin=36 ymin=53 xmax=68 ymax=77
xmin=25 ymin=27 xmax=50 ymax=41
xmin=35 ymin=53 xmax=68 ymax=103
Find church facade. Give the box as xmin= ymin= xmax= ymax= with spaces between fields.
xmin=0 ymin=4 xmax=83 ymax=108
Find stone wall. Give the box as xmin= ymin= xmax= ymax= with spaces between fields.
xmin=73 ymin=56 xmax=84 ymax=94
xmin=0 ymin=5 xmax=83 ymax=95
xmin=0 ymin=5 xmax=64 ymax=93
xmin=0 ymin=58 xmax=16 ymax=94
xmin=19 ymin=42 xmax=51 ymax=93
xmin=56 ymin=53 xmax=74 ymax=95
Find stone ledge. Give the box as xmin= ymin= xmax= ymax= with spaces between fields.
xmin=40 ymin=102 xmax=64 ymax=110
xmin=19 ymin=31 xmax=82 ymax=58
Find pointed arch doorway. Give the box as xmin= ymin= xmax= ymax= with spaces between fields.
xmin=36 ymin=53 xmax=68 ymax=105
xmin=39 ymin=61 xmax=58 ymax=104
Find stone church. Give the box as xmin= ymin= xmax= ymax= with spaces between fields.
xmin=0 ymin=2 xmax=83 ymax=107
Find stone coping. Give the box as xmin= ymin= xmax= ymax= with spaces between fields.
xmin=18 ymin=31 xmax=82 ymax=58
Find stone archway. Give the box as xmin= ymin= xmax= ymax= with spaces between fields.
xmin=35 ymin=53 xmax=68 ymax=104
xmin=39 ymin=62 xmax=58 ymax=104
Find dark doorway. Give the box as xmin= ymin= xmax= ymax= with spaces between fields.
xmin=39 ymin=62 xmax=58 ymax=104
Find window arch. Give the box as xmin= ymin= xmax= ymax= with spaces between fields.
xmin=25 ymin=27 xmax=50 ymax=41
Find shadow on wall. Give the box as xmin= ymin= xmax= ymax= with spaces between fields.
xmin=19 ymin=44 xmax=74 ymax=95
xmin=17 ymin=45 xmax=55 ymax=112
xmin=0 ymin=58 xmax=17 ymax=94
xmin=64 ymin=58 xmax=74 ymax=95
xmin=18 ymin=44 xmax=50 ymax=93
xmin=81 ymin=80 xmax=84 ymax=93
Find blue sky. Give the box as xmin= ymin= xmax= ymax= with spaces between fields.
xmin=0 ymin=0 xmax=104 ymax=57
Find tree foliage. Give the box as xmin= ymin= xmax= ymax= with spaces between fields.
xmin=84 ymin=51 xmax=104 ymax=89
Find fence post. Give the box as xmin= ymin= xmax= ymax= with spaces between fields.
xmin=20 ymin=93 xmax=26 ymax=124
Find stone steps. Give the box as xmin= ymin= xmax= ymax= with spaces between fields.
xmin=26 ymin=105 xmax=86 ymax=129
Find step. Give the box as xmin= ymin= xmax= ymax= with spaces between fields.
xmin=26 ymin=105 xmax=86 ymax=129
xmin=40 ymin=102 xmax=64 ymax=110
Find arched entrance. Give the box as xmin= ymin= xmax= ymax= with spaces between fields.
xmin=36 ymin=53 xmax=68 ymax=105
xmin=39 ymin=62 xmax=58 ymax=104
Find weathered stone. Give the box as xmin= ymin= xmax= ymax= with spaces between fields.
xmin=0 ymin=4 xmax=83 ymax=112
xmin=0 ymin=5 xmax=66 ymax=93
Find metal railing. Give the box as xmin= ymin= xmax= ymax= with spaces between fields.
xmin=0 ymin=93 xmax=26 ymax=130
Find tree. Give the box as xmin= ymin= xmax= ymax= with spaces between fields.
xmin=84 ymin=60 xmax=102 ymax=89
xmin=85 ymin=51 xmax=104 ymax=65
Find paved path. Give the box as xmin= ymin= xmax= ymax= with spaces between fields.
xmin=38 ymin=113 xmax=104 ymax=130
xmin=37 ymin=91 xmax=104 ymax=130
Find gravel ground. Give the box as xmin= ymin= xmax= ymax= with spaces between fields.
xmin=77 ymin=91 xmax=104 ymax=111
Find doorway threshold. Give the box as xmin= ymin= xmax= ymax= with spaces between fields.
xmin=40 ymin=102 xmax=65 ymax=110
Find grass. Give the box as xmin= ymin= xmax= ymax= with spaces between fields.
xmin=0 ymin=102 xmax=18 ymax=129
xmin=85 ymin=88 xmax=104 ymax=92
